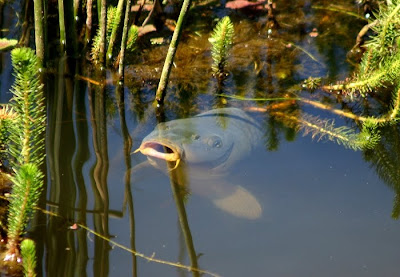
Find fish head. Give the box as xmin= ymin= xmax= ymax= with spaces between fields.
xmin=138 ymin=117 xmax=234 ymax=171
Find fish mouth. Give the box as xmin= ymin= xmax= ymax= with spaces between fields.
xmin=136 ymin=140 xmax=182 ymax=169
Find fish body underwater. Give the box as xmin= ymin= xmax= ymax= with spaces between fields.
xmin=137 ymin=108 xmax=263 ymax=219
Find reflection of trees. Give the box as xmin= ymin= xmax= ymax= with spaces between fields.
xmin=363 ymin=124 xmax=400 ymax=219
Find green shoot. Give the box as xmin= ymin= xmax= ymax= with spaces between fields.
xmin=209 ymin=16 xmax=234 ymax=75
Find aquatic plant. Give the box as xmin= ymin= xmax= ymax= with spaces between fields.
xmin=118 ymin=0 xmax=136 ymax=76
xmin=3 ymin=47 xmax=46 ymax=260
xmin=0 ymin=106 xmax=17 ymax=166
xmin=20 ymin=239 xmax=37 ymax=277
xmin=5 ymin=163 xmax=43 ymax=259
xmin=8 ymin=48 xmax=46 ymax=167
xmin=209 ymin=16 xmax=234 ymax=75
xmin=155 ymin=0 xmax=193 ymax=105
xmin=92 ymin=5 xmax=139 ymax=67
xmin=91 ymin=6 xmax=119 ymax=63
xmin=126 ymin=25 xmax=139 ymax=52
xmin=33 ymin=0 xmax=45 ymax=64
xmin=325 ymin=0 xmax=400 ymax=96
xmin=106 ymin=0 xmax=126 ymax=63
xmin=272 ymin=111 xmax=380 ymax=151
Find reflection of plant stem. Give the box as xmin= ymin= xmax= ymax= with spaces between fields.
xmin=35 ymin=207 xmax=221 ymax=277
xmin=168 ymin=168 xmax=200 ymax=277
xmin=116 ymin=85 xmax=137 ymax=276
xmin=155 ymin=0 xmax=192 ymax=105
xmin=89 ymin=82 xmax=110 ymax=276
xmin=73 ymin=67 xmax=90 ymax=274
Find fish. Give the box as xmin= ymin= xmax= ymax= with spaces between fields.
xmin=135 ymin=108 xmax=263 ymax=219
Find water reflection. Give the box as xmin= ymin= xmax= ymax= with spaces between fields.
xmin=363 ymin=124 xmax=400 ymax=219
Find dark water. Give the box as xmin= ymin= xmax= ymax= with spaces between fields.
xmin=1 ymin=0 xmax=400 ymax=276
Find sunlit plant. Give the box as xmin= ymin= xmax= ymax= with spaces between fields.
xmin=209 ymin=16 xmax=234 ymax=75
xmin=2 ymin=47 xmax=46 ymax=264
xmin=20 ymin=239 xmax=37 ymax=277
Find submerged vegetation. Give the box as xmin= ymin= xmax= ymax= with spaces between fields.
xmin=1 ymin=0 xmax=400 ymax=276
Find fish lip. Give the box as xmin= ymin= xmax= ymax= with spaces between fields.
xmin=139 ymin=140 xmax=182 ymax=161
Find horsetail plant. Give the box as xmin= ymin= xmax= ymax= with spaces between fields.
xmin=209 ymin=16 xmax=234 ymax=76
xmin=3 ymin=47 xmax=46 ymax=262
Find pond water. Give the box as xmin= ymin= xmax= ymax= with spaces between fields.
xmin=1 ymin=0 xmax=400 ymax=276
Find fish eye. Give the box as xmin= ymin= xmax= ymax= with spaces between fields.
xmin=207 ymin=136 xmax=223 ymax=148
xmin=192 ymin=134 xmax=200 ymax=140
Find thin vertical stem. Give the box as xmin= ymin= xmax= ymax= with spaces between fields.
xmin=99 ymin=0 xmax=107 ymax=65
xmin=73 ymin=0 xmax=80 ymax=19
xmin=33 ymin=0 xmax=45 ymax=66
xmin=85 ymin=0 xmax=93 ymax=44
xmin=58 ymin=0 xmax=66 ymax=50
xmin=106 ymin=0 xmax=125 ymax=63
xmin=118 ymin=0 xmax=132 ymax=77
xmin=154 ymin=0 xmax=192 ymax=106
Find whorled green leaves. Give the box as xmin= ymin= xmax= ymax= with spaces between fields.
xmin=9 ymin=47 xmax=46 ymax=167
xmin=20 ymin=239 xmax=37 ymax=277
xmin=209 ymin=16 xmax=234 ymax=75
xmin=3 ymin=48 xmax=45 ymax=265
xmin=7 ymin=163 xmax=43 ymax=249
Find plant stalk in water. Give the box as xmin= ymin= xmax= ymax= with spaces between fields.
xmin=58 ymin=0 xmax=66 ymax=50
xmin=33 ymin=0 xmax=45 ymax=65
xmin=118 ymin=0 xmax=136 ymax=76
xmin=155 ymin=0 xmax=192 ymax=105
xmin=98 ymin=0 xmax=107 ymax=65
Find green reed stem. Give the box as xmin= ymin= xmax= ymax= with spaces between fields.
xmin=85 ymin=0 xmax=93 ymax=44
xmin=58 ymin=0 xmax=66 ymax=50
xmin=118 ymin=0 xmax=132 ymax=76
xmin=33 ymin=0 xmax=45 ymax=65
xmin=107 ymin=0 xmax=125 ymax=63
xmin=98 ymin=0 xmax=107 ymax=65
xmin=154 ymin=0 xmax=192 ymax=106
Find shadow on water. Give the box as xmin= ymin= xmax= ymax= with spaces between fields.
xmin=1 ymin=0 xmax=400 ymax=276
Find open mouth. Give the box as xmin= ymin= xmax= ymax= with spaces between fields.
xmin=134 ymin=140 xmax=182 ymax=169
